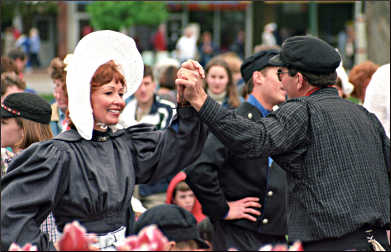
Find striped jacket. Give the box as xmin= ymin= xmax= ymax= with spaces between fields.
xmin=197 ymin=87 xmax=390 ymax=242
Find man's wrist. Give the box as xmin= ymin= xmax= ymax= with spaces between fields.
xmin=191 ymin=93 xmax=208 ymax=112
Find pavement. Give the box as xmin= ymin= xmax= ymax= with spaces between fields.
xmin=23 ymin=68 xmax=53 ymax=94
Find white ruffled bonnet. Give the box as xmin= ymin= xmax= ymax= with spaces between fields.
xmin=66 ymin=30 xmax=143 ymax=140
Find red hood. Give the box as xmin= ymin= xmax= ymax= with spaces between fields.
xmin=165 ymin=171 xmax=206 ymax=223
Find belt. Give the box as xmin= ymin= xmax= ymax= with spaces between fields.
xmin=58 ymin=225 xmax=126 ymax=251
xmin=89 ymin=226 xmax=126 ymax=251
xmin=302 ymin=227 xmax=389 ymax=251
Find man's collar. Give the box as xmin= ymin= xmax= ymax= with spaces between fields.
xmin=247 ymin=94 xmax=271 ymax=117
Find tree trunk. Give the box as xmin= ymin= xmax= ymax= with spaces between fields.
xmin=365 ymin=1 xmax=390 ymax=65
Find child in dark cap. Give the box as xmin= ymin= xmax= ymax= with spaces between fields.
xmin=134 ymin=204 xmax=209 ymax=250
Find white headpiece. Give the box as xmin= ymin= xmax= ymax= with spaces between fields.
xmin=66 ymin=30 xmax=144 ymax=140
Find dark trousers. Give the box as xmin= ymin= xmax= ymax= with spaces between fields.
xmin=29 ymin=53 xmax=41 ymax=67
xmin=212 ymin=220 xmax=286 ymax=251
xmin=302 ymin=227 xmax=390 ymax=251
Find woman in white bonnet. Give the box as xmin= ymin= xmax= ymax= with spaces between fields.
xmin=1 ymin=30 xmax=208 ymax=251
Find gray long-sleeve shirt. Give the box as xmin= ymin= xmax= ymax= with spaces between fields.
xmin=197 ymin=87 xmax=390 ymax=242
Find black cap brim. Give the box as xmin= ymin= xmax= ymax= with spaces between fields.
xmin=268 ymin=54 xmax=285 ymax=66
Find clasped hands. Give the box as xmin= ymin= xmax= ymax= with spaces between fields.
xmin=175 ymin=60 xmax=208 ymax=111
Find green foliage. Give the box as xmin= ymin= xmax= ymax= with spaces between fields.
xmin=40 ymin=93 xmax=54 ymax=104
xmin=1 ymin=1 xmax=57 ymax=31
xmin=86 ymin=1 xmax=168 ymax=31
xmin=1 ymin=1 xmax=17 ymax=27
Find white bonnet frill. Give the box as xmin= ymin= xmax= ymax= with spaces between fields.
xmin=66 ymin=30 xmax=144 ymax=140
xmin=335 ymin=48 xmax=354 ymax=96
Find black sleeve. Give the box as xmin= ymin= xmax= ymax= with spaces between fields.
xmin=1 ymin=141 xmax=70 ymax=251
xmin=198 ymin=96 xmax=310 ymax=160
xmin=185 ymin=133 xmax=230 ymax=220
xmin=130 ymin=106 xmax=208 ymax=184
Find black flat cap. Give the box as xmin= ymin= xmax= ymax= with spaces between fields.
xmin=1 ymin=92 xmax=52 ymax=124
xmin=134 ymin=204 xmax=209 ymax=249
xmin=240 ymin=49 xmax=281 ymax=83
xmin=269 ymin=35 xmax=341 ymax=74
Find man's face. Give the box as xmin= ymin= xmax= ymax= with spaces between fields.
xmin=260 ymin=67 xmax=287 ymax=106
xmin=134 ymin=76 xmax=156 ymax=105
xmin=173 ymin=190 xmax=195 ymax=213
xmin=277 ymin=67 xmax=299 ymax=99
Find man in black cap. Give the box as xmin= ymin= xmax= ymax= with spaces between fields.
xmin=134 ymin=204 xmax=209 ymax=251
xmin=185 ymin=48 xmax=288 ymax=250
xmin=176 ymin=35 xmax=390 ymax=251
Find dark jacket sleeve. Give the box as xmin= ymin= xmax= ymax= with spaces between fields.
xmin=185 ymin=133 xmax=230 ymax=219
xmin=130 ymin=106 xmax=208 ymax=184
xmin=198 ymin=96 xmax=310 ymax=160
xmin=1 ymin=141 xmax=70 ymax=251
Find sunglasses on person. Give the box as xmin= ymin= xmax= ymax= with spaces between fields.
xmin=277 ymin=69 xmax=290 ymax=82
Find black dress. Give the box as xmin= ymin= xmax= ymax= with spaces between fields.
xmin=1 ymin=107 xmax=207 ymax=251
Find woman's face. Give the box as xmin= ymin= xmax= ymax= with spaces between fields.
xmin=91 ymin=79 xmax=125 ymax=129
xmin=53 ymin=79 xmax=68 ymax=112
xmin=206 ymin=65 xmax=229 ymax=95
xmin=1 ymin=118 xmax=23 ymax=149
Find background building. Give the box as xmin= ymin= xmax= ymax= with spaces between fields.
xmin=2 ymin=1 xmax=389 ymax=68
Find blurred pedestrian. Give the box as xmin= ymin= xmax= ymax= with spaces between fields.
xmin=185 ymin=49 xmax=288 ymax=250
xmin=15 ymin=33 xmax=31 ymax=72
xmin=177 ymin=35 xmax=390 ymax=251
xmin=338 ymin=22 xmax=355 ymax=70
xmin=48 ymin=56 xmax=70 ymax=135
xmin=1 ymin=30 xmax=208 ymax=251
xmin=3 ymin=27 xmax=16 ymax=56
xmin=1 ymin=72 xmax=26 ymax=103
xmin=7 ymin=49 xmax=37 ymax=94
xmin=176 ymin=26 xmax=197 ymax=63
xmin=262 ymin=23 xmax=277 ymax=47
xmin=29 ymin=28 xmax=41 ymax=68
xmin=82 ymin=24 xmax=93 ymax=37
xmin=1 ymin=56 xmax=19 ymax=75
xmin=8 ymin=49 xmax=27 ymax=79
xmin=198 ymin=31 xmax=219 ymax=67
xmin=230 ymin=29 xmax=245 ymax=60
xmin=157 ymin=65 xmax=178 ymax=104
xmin=152 ymin=23 xmax=167 ymax=52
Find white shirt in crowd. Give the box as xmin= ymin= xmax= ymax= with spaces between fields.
xmin=176 ymin=35 xmax=197 ymax=62
xmin=363 ymin=63 xmax=390 ymax=138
